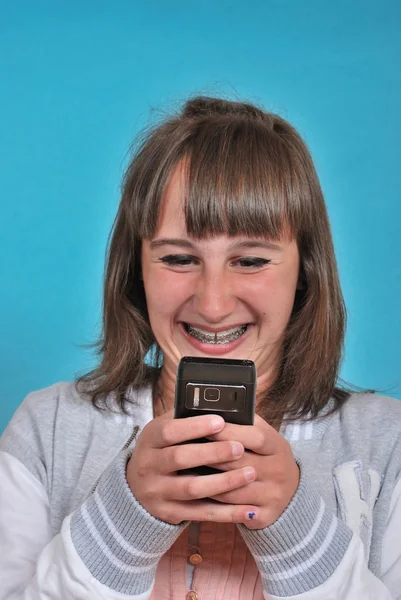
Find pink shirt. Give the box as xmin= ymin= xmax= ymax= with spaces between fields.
xmin=150 ymin=522 xmax=264 ymax=599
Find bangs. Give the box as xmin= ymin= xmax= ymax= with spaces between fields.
xmin=133 ymin=115 xmax=311 ymax=241
xmin=182 ymin=117 xmax=307 ymax=240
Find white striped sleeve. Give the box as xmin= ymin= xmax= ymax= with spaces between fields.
xmin=70 ymin=451 xmax=187 ymax=594
xmin=238 ymin=463 xmax=399 ymax=599
xmin=0 ymin=450 xmax=185 ymax=599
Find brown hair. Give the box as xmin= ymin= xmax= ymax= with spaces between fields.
xmin=77 ymin=96 xmax=351 ymax=424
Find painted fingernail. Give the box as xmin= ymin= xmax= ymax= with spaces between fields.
xmin=210 ymin=416 xmax=224 ymax=431
xmin=231 ymin=442 xmax=243 ymax=457
xmin=244 ymin=467 xmax=256 ymax=482
xmin=246 ymin=510 xmax=257 ymax=520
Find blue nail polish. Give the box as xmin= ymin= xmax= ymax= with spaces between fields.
xmin=248 ymin=511 xmax=256 ymax=520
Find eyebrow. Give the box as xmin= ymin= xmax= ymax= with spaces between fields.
xmin=149 ymin=237 xmax=284 ymax=252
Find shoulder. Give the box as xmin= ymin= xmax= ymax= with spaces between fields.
xmin=333 ymin=392 xmax=401 ymax=474
xmin=1 ymin=382 xmax=86 ymax=443
xmin=340 ymin=392 xmax=401 ymax=430
xmin=3 ymin=380 xmax=153 ymax=431
xmin=2 ymin=381 xmax=107 ymax=440
xmin=0 ymin=381 xmax=153 ymax=484
xmin=9 ymin=380 xmax=93 ymax=421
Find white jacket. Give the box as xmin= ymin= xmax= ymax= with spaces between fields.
xmin=0 ymin=382 xmax=400 ymax=599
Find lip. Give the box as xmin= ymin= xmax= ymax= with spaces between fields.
xmin=179 ymin=322 xmax=253 ymax=355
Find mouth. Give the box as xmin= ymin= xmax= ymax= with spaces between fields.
xmin=182 ymin=323 xmax=249 ymax=345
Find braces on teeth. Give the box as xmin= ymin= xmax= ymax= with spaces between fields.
xmin=186 ymin=324 xmax=247 ymax=344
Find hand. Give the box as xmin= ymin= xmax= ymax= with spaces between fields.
xmin=127 ymin=411 xmax=259 ymax=525
xmin=207 ymin=415 xmax=300 ymax=530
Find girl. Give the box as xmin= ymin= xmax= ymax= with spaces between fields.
xmin=1 ymin=96 xmax=400 ymax=599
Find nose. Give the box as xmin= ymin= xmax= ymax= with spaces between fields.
xmin=193 ymin=268 xmax=237 ymax=324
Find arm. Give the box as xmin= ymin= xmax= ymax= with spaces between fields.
xmin=207 ymin=417 xmax=400 ymax=600
xmin=239 ymin=466 xmax=400 ymax=599
xmin=0 ymin=449 xmax=185 ymax=600
xmin=0 ymin=407 xmax=259 ymax=599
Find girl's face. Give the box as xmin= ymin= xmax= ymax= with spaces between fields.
xmin=141 ymin=164 xmax=300 ymax=389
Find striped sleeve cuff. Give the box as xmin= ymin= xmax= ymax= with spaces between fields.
xmin=238 ymin=462 xmax=352 ymax=597
xmin=70 ymin=451 xmax=186 ymax=595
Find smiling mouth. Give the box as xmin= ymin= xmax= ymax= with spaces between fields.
xmin=183 ymin=323 xmax=248 ymax=345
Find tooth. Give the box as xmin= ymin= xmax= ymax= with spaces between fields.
xmin=187 ymin=324 xmax=247 ymax=344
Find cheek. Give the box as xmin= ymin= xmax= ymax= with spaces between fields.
xmin=144 ymin=271 xmax=193 ymax=318
xmin=249 ymin=271 xmax=298 ymax=319
xmin=251 ymin=270 xmax=298 ymax=297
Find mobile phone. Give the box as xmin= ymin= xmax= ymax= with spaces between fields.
xmin=174 ymin=356 xmax=256 ymax=474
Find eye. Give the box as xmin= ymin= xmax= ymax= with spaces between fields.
xmin=159 ymin=254 xmax=199 ymax=267
xmin=232 ymin=257 xmax=271 ymax=269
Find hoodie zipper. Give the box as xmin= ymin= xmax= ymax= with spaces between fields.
xmin=91 ymin=424 xmax=141 ymax=493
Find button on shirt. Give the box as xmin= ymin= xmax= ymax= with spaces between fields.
xmin=149 ymin=522 xmax=264 ymax=599
xmin=188 ymin=553 xmax=203 ymax=566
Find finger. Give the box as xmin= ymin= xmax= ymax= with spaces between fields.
xmin=211 ymin=459 xmax=247 ymax=472
xmin=211 ymin=449 xmax=268 ymax=472
xmin=172 ymin=466 xmax=256 ymax=501
xmin=149 ymin=414 xmax=225 ymax=448
xmin=160 ymin=440 xmax=244 ymax=474
xmin=207 ymin=420 xmax=281 ymax=455
xmin=210 ymin=481 xmax=266 ymax=505
xmin=159 ymin=499 xmax=261 ymax=526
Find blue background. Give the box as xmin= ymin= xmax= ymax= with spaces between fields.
xmin=1 ymin=1 xmax=400 ymax=433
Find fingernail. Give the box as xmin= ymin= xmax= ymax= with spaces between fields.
xmin=246 ymin=510 xmax=257 ymax=520
xmin=231 ymin=442 xmax=243 ymax=457
xmin=210 ymin=416 xmax=224 ymax=432
xmin=244 ymin=467 xmax=256 ymax=482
